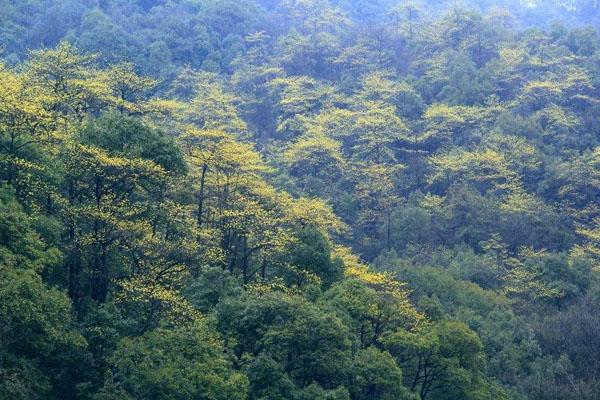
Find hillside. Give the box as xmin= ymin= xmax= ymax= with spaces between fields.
xmin=1 ymin=1 xmax=600 ymax=399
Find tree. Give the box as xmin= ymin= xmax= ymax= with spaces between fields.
xmin=275 ymin=0 xmax=350 ymax=78
xmin=0 ymin=186 xmax=88 ymax=400
xmin=103 ymin=321 xmax=248 ymax=400
xmin=555 ymin=147 xmax=600 ymax=213
xmin=573 ymin=217 xmax=600 ymax=269
xmin=348 ymin=101 xmax=409 ymax=165
xmin=75 ymin=9 xmax=133 ymax=66
xmin=269 ymin=75 xmax=337 ymax=138
xmin=231 ymin=32 xmax=283 ymax=144
xmin=59 ymin=114 xmax=182 ymax=304
xmin=0 ymin=63 xmax=56 ymax=207
xmin=283 ymin=226 xmax=344 ymax=288
xmin=104 ymin=63 xmax=157 ymax=115
xmin=350 ymin=347 xmax=414 ymax=400
xmin=25 ymin=42 xmax=111 ymax=122
xmin=326 ymin=278 xmax=422 ymax=349
xmin=422 ymin=103 xmax=499 ymax=148
xmin=384 ymin=320 xmax=490 ymax=400
xmin=217 ymin=289 xmax=353 ymax=389
xmin=281 ymin=131 xmax=348 ymax=206
xmin=503 ymin=249 xmax=592 ymax=308
xmin=438 ymin=8 xmax=504 ymax=68
xmin=427 ymin=148 xmax=521 ymax=196
xmin=183 ymin=72 xmax=249 ymax=136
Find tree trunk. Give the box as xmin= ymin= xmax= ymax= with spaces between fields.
xmin=197 ymin=163 xmax=208 ymax=227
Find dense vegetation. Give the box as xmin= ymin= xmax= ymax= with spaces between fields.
xmin=1 ymin=0 xmax=600 ymax=399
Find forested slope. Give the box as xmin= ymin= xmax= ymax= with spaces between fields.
xmin=1 ymin=1 xmax=600 ymax=399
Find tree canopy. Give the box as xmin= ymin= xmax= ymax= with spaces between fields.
xmin=2 ymin=1 xmax=600 ymax=400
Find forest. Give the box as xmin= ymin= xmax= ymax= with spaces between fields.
xmin=1 ymin=0 xmax=600 ymax=399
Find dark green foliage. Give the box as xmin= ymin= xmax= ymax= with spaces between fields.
xmin=218 ymin=290 xmax=353 ymax=389
xmin=99 ymin=321 xmax=248 ymax=400
xmin=0 ymin=187 xmax=88 ymax=399
xmin=80 ymin=113 xmax=186 ymax=175
xmin=286 ymin=226 xmax=344 ymax=287
xmin=350 ymin=347 xmax=413 ymax=400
